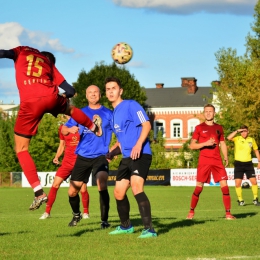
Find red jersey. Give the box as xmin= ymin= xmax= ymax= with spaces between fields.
xmin=59 ymin=125 xmax=80 ymax=161
xmin=12 ymin=46 xmax=65 ymax=102
xmin=192 ymin=122 xmax=225 ymax=164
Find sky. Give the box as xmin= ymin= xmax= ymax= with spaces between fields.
xmin=0 ymin=0 xmax=257 ymax=104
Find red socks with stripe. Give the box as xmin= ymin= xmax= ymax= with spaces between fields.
xmin=189 ymin=186 xmax=203 ymax=212
xmin=17 ymin=151 xmax=41 ymax=189
xmin=221 ymin=185 xmax=231 ymax=213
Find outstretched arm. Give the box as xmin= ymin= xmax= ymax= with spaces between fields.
xmin=0 ymin=49 xmax=15 ymax=59
xmin=59 ymin=80 xmax=76 ymax=98
xmin=61 ymin=125 xmax=79 ymax=136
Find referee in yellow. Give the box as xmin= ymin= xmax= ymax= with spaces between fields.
xmin=227 ymin=125 xmax=260 ymax=206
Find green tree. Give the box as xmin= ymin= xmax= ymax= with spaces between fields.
xmin=0 ymin=114 xmax=20 ymax=172
xmin=72 ymin=62 xmax=147 ymax=109
xmin=149 ymin=130 xmax=174 ymax=169
xmin=214 ymin=1 xmax=260 ymax=145
xmin=176 ymin=138 xmax=199 ymax=169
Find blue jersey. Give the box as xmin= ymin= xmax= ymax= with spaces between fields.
xmin=65 ymin=105 xmax=113 ymax=158
xmin=111 ymin=100 xmax=151 ymax=157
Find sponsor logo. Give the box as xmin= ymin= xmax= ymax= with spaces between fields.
xmin=133 ymin=169 xmax=139 ymax=174
xmin=202 ymin=130 xmax=208 ymax=133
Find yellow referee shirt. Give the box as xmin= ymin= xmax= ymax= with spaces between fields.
xmin=232 ymin=136 xmax=258 ymax=162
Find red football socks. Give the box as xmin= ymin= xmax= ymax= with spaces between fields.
xmin=45 ymin=186 xmax=59 ymax=214
xmin=81 ymin=190 xmax=90 ymax=214
xmin=70 ymin=107 xmax=94 ymax=130
xmin=17 ymin=151 xmax=41 ymax=190
xmin=190 ymin=186 xmax=203 ymax=210
xmin=221 ymin=185 xmax=231 ymax=211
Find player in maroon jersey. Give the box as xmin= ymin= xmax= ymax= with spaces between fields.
xmin=186 ymin=104 xmax=235 ymax=220
xmin=40 ymin=117 xmax=90 ymax=220
xmin=0 ymin=46 xmax=101 ymax=211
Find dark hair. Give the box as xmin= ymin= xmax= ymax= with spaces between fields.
xmin=240 ymin=125 xmax=248 ymax=130
xmin=204 ymin=103 xmax=215 ymax=111
xmin=105 ymin=77 xmax=122 ymax=88
xmin=41 ymin=51 xmax=56 ymax=64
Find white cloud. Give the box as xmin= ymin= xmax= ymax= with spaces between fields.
xmin=112 ymin=0 xmax=257 ymax=15
xmin=0 ymin=79 xmax=19 ymax=104
xmin=0 ymin=22 xmax=74 ymax=53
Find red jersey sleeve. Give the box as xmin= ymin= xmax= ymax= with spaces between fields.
xmin=53 ymin=65 xmax=65 ymax=86
xmin=192 ymin=125 xmax=200 ymax=140
xmin=219 ymin=125 xmax=225 ymax=141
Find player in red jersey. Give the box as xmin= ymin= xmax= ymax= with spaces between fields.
xmin=40 ymin=117 xmax=90 ymax=220
xmin=186 ymin=104 xmax=235 ymax=220
xmin=0 ymin=46 xmax=101 ymax=211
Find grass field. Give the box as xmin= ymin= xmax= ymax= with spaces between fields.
xmin=1 ymin=186 xmax=260 ymax=260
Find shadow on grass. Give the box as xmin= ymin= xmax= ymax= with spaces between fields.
xmin=153 ymin=217 xmax=208 ymax=235
xmin=231 ymin=212 xmax=257 ymax=219
xmin=0 ymin=231 xmax=31 ymax=236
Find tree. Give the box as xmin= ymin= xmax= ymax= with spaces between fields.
xmin=72 ymin=62 xmax=147 ymax=109
xmin=149 ymin=130 xmax=175 ymax=169
xmin=214 ymin=1 xmax=260 ymax=145
xmin=0 ymin=114 xmax=20 ymax=172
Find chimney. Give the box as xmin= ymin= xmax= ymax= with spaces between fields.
xmin=155 ymin=83 xmax=164 ymax=89
xmin=181 ymin=77 xmax=198 ymax=94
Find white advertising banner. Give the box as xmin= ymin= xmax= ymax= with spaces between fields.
xmin=171 ymin=168 xmax=260 ymax=187
xmin=22 ymin=172 xmax=92 ymax=187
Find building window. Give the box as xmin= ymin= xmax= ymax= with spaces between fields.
xmin=171 ymin=119 xmax=182 ymax=138
xmin=153 ymin=120 xmax=165 ymax=138
xmin=188 ymin=119 xmax=200 ymax=137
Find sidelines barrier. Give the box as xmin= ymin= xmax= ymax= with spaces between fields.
xmin=19 ymin=168 xmax=260 ymax=187
xmin=171 ymin=168 xmax=260 ymax=187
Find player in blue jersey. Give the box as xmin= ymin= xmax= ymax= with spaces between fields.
xmin=62 ymin=85 xmax=113 ymax=228
xmin=105 ymin=77 xmax=157 ymax=239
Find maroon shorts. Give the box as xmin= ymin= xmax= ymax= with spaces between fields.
xmin=197 ymin=164 xmax=228 ymax=184
xmin=56 ymin=156 xmax=76 ymax=180
xmin=14 ymin=94 xmax=68 ymax=137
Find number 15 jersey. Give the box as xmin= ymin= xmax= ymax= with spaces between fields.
xmin=12 ymin=46 xmax=65 ymax=102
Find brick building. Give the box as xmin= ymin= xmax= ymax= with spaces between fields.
xmin=144 ymin=77 xmax=215 ymax=149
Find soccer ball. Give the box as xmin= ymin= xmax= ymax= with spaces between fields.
xmin=111 ymin=42 xmax=133 ymax=64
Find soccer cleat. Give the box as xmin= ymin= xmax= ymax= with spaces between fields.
xmin=29 ymin=194 xmax=48 ymax=211
xmin=225 ymin=214 xmax=236 ymax=220
xmin=101 ymin=221 xmax=110 ymax=229
xmin=39 ymin=212 xmax=50 ymax=220
xmin=138 ymin=229 xmax=157 ymax=238
xmin=186 ymin=212 xmax=194 ymax=220
xmin=93 ymin=115 xmax=102 ymax=137
xmin=253 ymin=198 xmax=260 ymax=206
xmin=237 ymin=200 xmax=245 ymax=206
xmin=109 ymin=225 xmax=134 ymax=235
xmin=82 ymin=213 xmax=90 ymax=219
xmin=68 ymin=212 xmax=82 ymax=227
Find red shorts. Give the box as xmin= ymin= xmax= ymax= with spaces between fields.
xmin=14 ymin=94 xmax=68 ymax=136
xmin=197 ymin=164 xmax=228 ymax=184
xmin=56 ymin=155 xmax=76 ymax=180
